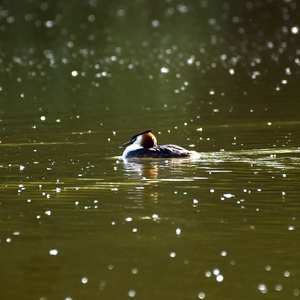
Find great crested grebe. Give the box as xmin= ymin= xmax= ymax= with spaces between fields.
xmin=119 ymin=130 xmax=198 ymax=159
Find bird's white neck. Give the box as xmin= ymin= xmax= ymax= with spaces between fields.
xmin=122 ymin=144 xmax=143 ymax=158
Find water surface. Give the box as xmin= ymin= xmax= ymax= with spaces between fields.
xmin=1 ymin=1 xmax=300 ymax=299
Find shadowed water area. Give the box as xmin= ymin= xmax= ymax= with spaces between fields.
xmin=1 ymin=0 xmax=300 ymax=299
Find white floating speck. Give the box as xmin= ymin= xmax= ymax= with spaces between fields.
xmin=6 ymin=238 xmax=11 ymax=243
xmin=216 ymin=274 xmax=224 ymax=282
xmin=152 ymin=214 xmax=159 ymax=219
xmin=193 ymin=199 xmax=198 ymax=204
xmin=220 ymin=250 xmax=227 ymax=256
xmin=198 ymin=292 xmax=205 ymax=299
xmin=288 ymin=226 xmax=295 ymax=231
xmin=40 ymin=116 xmax=46 ymax=121
xmin=45 ymin=210 xmax=51 ymax=216
xmin=176 ymin=228 xmax=181 ymax=235
xmin=20 ymin=165 xmax=25 ymax=170
xmin=49 ymin=249 xmax=58 ymax=255
xmin=125 ymin=217 xmax=133 ymax=222
xmin=161 ymin=67 xmax=169 ymax=73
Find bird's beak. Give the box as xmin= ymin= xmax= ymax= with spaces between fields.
xmin=119 ymin=140 xmax=133 ymax=148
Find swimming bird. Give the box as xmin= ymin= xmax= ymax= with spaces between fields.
xmin=120 ymin=130 xmax=198 ymax=159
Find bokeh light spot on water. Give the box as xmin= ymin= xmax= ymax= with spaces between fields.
xmin=152 ymin=214 xmax=159 ymax=220
xmin=177 ymin=4 xmax=188 ymax=13
xmin=283 ymin=270 xmax=290 ymax=277
xmin=88 ymin=15 xmax=95 ymax=22
xmin=71 ymin=70 xmax=78 ymax=76
xmin=81 ymin=277 xmax=88 ymax=284
xmin=169 ymin=252 xmax=176 ymax=258
xmin=274 ymin=284 xmax=283 ymax=291
xmin=291 ymin=26 xmax=299 ymax=34
xmin=128 ymin=289 xmax=136 ymax=297
xmin=161 ymin=67 xmax=169 ymax=73
xmin=151 ymin=20 xmax=160 ymax=28
xmin=131 ymin=268 xmax=138 ymax=274
xmin=265 ymin=265 xmax=272 ymax=271
xmin=213 ymin=268 xmax=219 ymax=275
xmin=198 ymin=291 xmax=205 ymax=299
xmin=45 ymin=21 xmax=53 ymax=28
xmin=258 ymin=283 xmax=268 ymax=293
xmin=216 ymin=275 xmax=224 ymax=282
xmin=293 ymin=289 xmax=300 ymax=296
xmin=49 ymin=249 xmax=58 ymax=256
xmin=205 ymin=271 xmax=211 ymax=277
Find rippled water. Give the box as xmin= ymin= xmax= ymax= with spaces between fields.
xmin=1 ymin=1 xmax=300 ymax=300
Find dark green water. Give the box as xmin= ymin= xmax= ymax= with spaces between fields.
xmin=1 ymin=1 xmax=300 ymax=299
